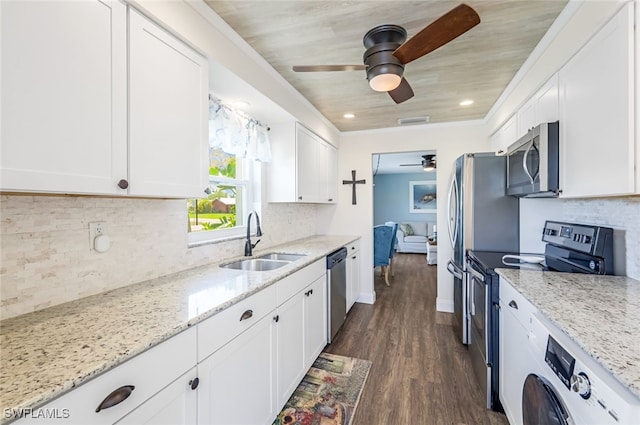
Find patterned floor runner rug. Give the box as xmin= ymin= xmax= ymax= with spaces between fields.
xmin=273 ymin=352 xmax=372 ymax=425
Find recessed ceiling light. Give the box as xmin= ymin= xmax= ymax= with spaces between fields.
xmin=459 ymin=99 xmax=474 ymax=106
xmin=233 ymin=100 xmax=250 ymax=108
xmin=343 ymin=113 xmax=355 ymax=119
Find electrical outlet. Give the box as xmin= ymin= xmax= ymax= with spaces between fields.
xmin=89 ymin=222 xmax=107 ymax=251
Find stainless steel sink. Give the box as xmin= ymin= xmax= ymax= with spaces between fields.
xmin=256 ymin=253 xmax=306 ymax=262
xmin=220 ymin=258 xmax=290 ymax=271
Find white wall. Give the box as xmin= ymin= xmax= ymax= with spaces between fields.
xmin=317 ymin=121 xmax=491 ymax=310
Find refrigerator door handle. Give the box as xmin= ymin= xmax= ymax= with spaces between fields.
xmin=447 ymin=260 xmax=464 ymax=280
xmin=447 ymin=172 xmax=459 ymax=247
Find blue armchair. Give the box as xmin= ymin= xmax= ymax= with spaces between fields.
xmin=385 ymin=221 xmax=398 ymax=278
xmin=374 ymin=224 xmax=394 ymax=286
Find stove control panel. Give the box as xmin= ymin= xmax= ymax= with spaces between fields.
xmin=542 ymin=221 xmax=613 ymax=257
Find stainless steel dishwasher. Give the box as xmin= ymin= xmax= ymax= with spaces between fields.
xmin=326 ymin=247 xmax=348 ymax=343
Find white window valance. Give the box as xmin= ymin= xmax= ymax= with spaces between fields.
xmin=208 ymin=95 xmax=272 ymax=162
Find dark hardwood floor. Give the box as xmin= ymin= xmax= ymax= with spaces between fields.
xmin=324 ymin=253 xmax=509 ymax=425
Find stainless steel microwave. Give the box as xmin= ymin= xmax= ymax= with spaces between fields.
xmin=506 ymin=121 xmax=560 ymax=197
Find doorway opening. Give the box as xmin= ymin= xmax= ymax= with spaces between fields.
xmin=372 ymin=151 xmax=438 ymax=276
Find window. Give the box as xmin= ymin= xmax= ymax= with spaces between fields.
xmin=188 ymin=147 xmax=258 ymax=245
xmin=188 ymin=96 xmax=270 ymax=246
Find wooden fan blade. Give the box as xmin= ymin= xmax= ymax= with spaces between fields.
xmin=292 ymin=65 xmax=367 ymax=72
xmin=388 ymin=78 xmax=414 ymax=104
xmin=393 ymin=4 xmax=480 ymax=65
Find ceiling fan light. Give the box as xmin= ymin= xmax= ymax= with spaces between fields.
xmin=369 ymin=73 xmax=401 ymax=92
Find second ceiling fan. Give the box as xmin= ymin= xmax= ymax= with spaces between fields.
xmin=400 ymin=154 xmax=437 ymax=171
xmin=292 ymin=4 xmax=480 ymax=104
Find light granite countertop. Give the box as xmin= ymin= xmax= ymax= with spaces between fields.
xmin=0 ymin=234 xmax=358 ymax=424
xmin=496 ymin=268 xmax=640 ymax=399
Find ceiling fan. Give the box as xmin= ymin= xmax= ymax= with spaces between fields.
xmin=400 ymin=154 xmax=437 ymax=171
xmin=292 ymin=4 xmax=480 ymax=104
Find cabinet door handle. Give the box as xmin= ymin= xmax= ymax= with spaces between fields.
xmin=305 ymin=290 xmax=310 ymax=296
xmin=298 ymin=196 xmax=303 ymax=200
xmin=273 ymin=315 xmax=280 ymax=323
xmin=240 ymin=309 xmax=253 ymax=321
xmin=352 ymin=256 xmax=357 ymax=259
xmin=96 ymin=385 xmax=135 ymax=412
xmin=508 ymin=300 xmax=518 ymax=310
xmin=204 ymin=187 xmax=211 ymax=195
xmin=117 ymin=179 xmax=129 ymax=190
xmin=189 ymin=377 xmax=199 ymax=390
xmin=309 ymin=289 xmax=313 ymax=295
xmin=497 ymin=149 xmax=504 ymax=154
xmin=328 ymin=198 xmax=333 ymax=202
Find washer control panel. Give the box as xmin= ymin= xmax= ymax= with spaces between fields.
xmin=531 ymin=314 xmax=640 ymax=424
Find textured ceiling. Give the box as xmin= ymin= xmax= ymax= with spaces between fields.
xmin=205 ymin=1 xmax=568 ymax=132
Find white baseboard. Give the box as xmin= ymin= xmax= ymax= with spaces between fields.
xmin=356 ymin=291 xmax=376 ymax=304
xmin=436 ymin=297 xmax=454 ymax=313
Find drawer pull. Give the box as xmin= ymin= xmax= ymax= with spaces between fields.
xmin=96 ymin=385 xmax=135 ymax=412
xmin=508 ymin=300 xmax=519 ymax=310
xmin=240 ymin=309 xmax=253 ymax=321
xmin=189 ymin=377 xmax=200 ymax=390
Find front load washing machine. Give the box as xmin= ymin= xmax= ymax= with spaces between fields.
xmin=521 ymin=314 xmax=640 ymax=425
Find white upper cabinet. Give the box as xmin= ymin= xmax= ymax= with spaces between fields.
xmin=267 ymin=122 xmax=338 ymax=203
xmin=516 ymin=74 xmax=559 ymax=140
xmin=535 ymin=74 xmax=560 ymax=125
xmin=493 ymin=73 xmax=560 ymax=156
xmin=559 ymin=3 xmax=635 ymax=197
xmin=0 ymin=2 xmax=208 ymax=198
xmin=295 ymin=124 xmax=318 ymax=202
xmin=128 ymin=9 xmax=209 ymax=198
xmin=1 ymin=0 xmax=128 ymax=195
xmin=490 ymin=115 xmax=517 ymax=155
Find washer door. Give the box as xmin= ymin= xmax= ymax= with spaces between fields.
xmin=522 ymin=374 xmax=573 ymax=425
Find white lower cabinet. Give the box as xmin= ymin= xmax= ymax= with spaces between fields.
xmin=275 ymin=260 xmax=328 ymax=410
xmin=303 ymin=275 xmax=328 ymax=368
xmin=11 ymin=262 xmax=329 ymax=425
xmin=11 ymin=328 xmax=196 ymax=425
xmin=499 ymin=279 xmax=537 ymax=425
xmin=346 ymin=239 xmax=361 ymax=311
xmin=276 ymin=290 xmax=306 ymax=408
xmin=197 ymin=312 xmax=278 ymax=425
xmin=116 ymin=369 xmax=197 ymax=425
xmin=197 ymin=259 xmax=327 ymax=425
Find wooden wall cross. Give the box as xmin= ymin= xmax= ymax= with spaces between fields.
xmin=342 ymin=170 xmax=366 ymax=205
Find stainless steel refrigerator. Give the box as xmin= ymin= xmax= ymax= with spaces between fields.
xmin=446 ymin=153 xmax=519 ymax=345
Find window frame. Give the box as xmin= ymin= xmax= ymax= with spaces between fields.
xmin=187 ymin=154 xmax=260 ymax=247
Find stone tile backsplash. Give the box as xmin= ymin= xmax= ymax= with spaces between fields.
xmin=0 ymin=195 xmax=318 ymax=319
xmin=561 ymin=197 xmax=640 ymax=280
xmin=2 ymin=194 xmax=638 ymax=320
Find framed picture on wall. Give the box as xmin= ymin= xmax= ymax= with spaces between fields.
xmin=409 ymin=181 xmax=437 ymax=213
